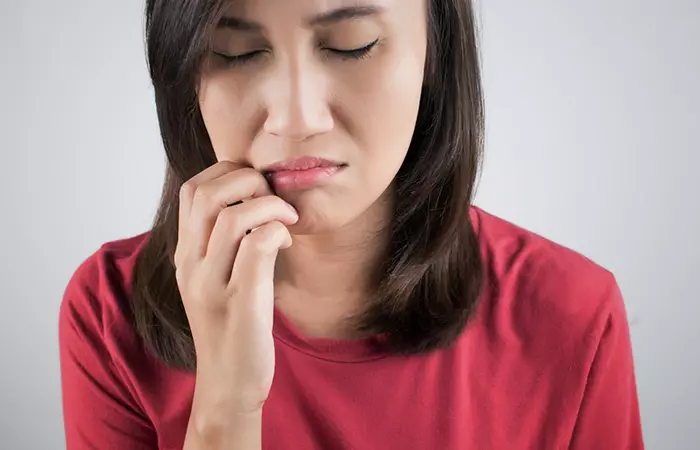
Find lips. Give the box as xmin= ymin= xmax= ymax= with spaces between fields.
xmin=263 ymin=157 xmax=345 ymax=192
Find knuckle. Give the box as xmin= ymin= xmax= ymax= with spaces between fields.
xmin=240 ymin=232 xmax=263 ymax=254
xmin=218 ymin=206 xmax=243 ymax=232
xmin=251 ymin=238 xmax=274 ymax=254
xmin=267 ymin=220 xmax=287 ymax=234
xmin=243 ymin=221 xmax=286 ymax=254
xmin=174 ymin=265 xmax=188 ymax=287
xmin=173 ymin=246 xmax=192 ymax=278
xmin=174 ymin=258 xmax=194 ymax=284
xmin=179 ymin=180 xmax=195 ymax=200
xmin=192 ymin=183 xmax=213 ymax=204
xmin=173 ymin=247 xmax=184 ymax=269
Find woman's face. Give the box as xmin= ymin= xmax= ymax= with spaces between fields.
xmin=198 ymin=0 xmax=427 ymax=234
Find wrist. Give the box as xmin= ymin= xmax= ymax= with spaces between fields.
xmin=186 ymin=405 xmax=262 ymax=449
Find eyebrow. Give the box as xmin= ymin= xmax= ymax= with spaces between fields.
xmin=216 ymin=5 xmax=385 ymax=31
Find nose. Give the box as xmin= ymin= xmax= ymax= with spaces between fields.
xmin=262 ymin=55 xmax=334 ymax=141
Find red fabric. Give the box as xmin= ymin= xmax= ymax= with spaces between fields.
xmin=59 ymin=207 xmax=644 ymax=449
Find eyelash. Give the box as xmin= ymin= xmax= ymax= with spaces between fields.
xmin=213 ymin=38 xmax=379 ymax=67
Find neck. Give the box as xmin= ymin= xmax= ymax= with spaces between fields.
xmin=273 ymin=193 xmax=393 ymax=339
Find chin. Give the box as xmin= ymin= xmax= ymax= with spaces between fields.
xmin=275 ymin=187 xmax=343 ymax=235
xmin=286 ymin=202 xmax=346 ymax=236
xmin=279 ymin=184 xmax=390 ymax=237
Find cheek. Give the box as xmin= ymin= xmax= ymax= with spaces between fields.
xmin=198 ymin=77 xmax=252 ymax=161
xmin=346 ymin=47 xmax=425 ymax=183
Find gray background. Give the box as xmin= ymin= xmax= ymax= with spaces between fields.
xmin=1 ymin=0 xmax=698 ymax=448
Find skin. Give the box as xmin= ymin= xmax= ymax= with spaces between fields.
xmin=197 ymin=0 xmax=428 ymax=339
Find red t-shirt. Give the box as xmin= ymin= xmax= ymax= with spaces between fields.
xmin=59 ymin=207 xmax=644 ymax=449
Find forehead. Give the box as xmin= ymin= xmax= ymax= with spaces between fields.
xmin=215 ymin=0 xmax=430 ymax=41
xmin=221 ymin=0 xmax=407 ymax=24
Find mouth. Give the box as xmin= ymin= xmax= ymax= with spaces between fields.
xmin=262 ymin=156 xmax=347 ymax=192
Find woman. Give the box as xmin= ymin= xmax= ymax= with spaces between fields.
xmin=59 ymin=0 xmax=644 ymax=448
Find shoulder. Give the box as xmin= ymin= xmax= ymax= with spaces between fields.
xmin=469 ymin=206 xmax=627 ymax=348
xmin=61 ymin=232 xmax=150 ymax=314
xmin=59 ymin=231 xmax=151 ymax=360
xmin=463 ymin=209 xmax=641 ymax=447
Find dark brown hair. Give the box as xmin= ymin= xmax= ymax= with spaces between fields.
xmin=134 ymin=0 xmax=484 ymax=371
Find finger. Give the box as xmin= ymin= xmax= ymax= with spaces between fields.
xmin=231 ymin=221 xmax=292 ymax=304
xmin=188 ymin=168 xmax=275 ymax=260
xmin=176 ymin=161 xmax=247 ymax=266
xmin=203 ymin=196 xmax=299 ymax=284
xmin=178 ymin=162 xmax=246 ymax=236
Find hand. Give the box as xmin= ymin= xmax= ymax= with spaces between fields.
xmin=175 ymin=161 xmax=299 ymax=417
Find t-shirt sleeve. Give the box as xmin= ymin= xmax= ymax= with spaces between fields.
xmin=569 ymin=280 xmax=644 ymax=449
xmin=58 ymin=256 xmax=158 ymax=450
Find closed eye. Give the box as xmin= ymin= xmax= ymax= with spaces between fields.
xmin=325 ymin=38 xmax=379 ymax=60
xmin=213 ymin=50 xmax=266 ymax=65
xmin=213 ymin=38 xmax=380 ymax=67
